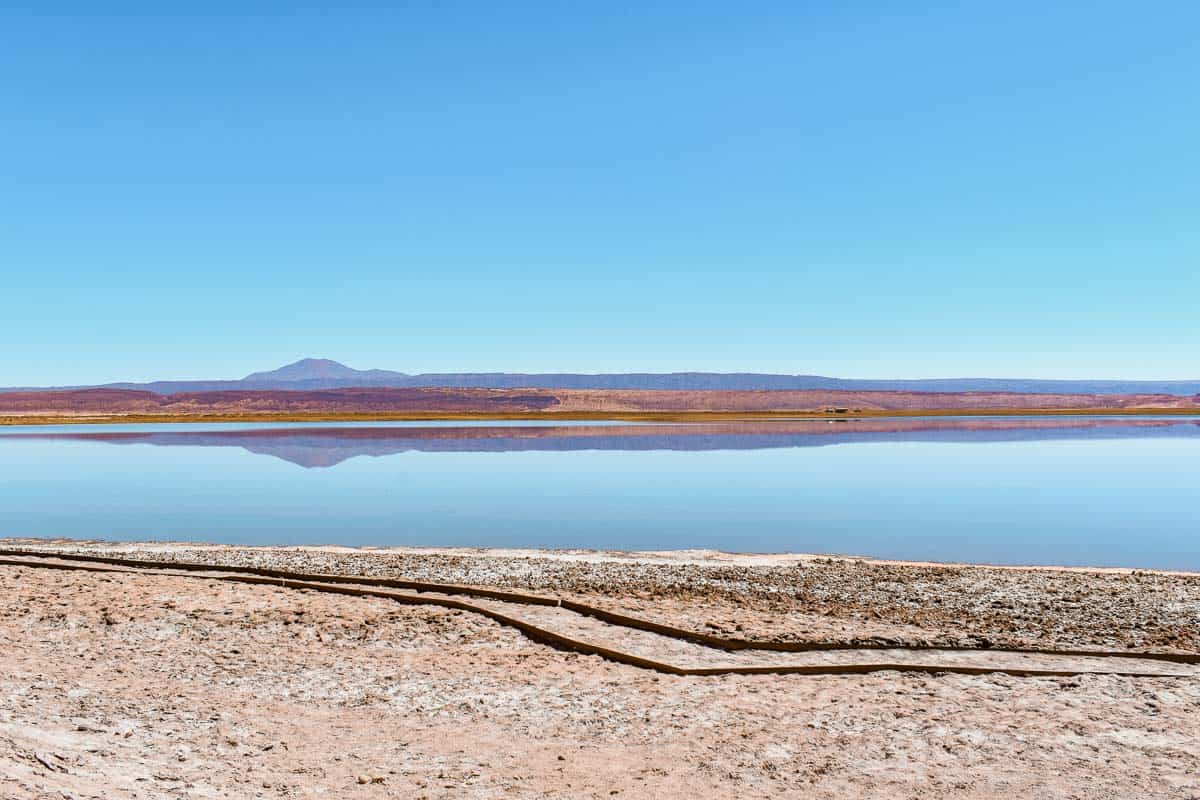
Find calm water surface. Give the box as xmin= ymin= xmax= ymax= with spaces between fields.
xmin=1 ymin=417 xmax=1197 ymax=569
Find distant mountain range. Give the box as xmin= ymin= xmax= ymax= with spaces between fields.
xmin=7 ymin=357 xmax=1200 ymax=396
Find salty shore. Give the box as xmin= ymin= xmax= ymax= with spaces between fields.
xmin=2 ymin=541 xmax=1198 ymax=798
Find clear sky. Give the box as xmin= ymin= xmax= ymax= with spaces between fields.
xmin=3 ymin=2 xmax=1198 ymax=385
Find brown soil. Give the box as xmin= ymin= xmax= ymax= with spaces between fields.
xmin=2 ymin=544 xmax=1198 ymax=798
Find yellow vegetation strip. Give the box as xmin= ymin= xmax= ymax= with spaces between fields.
xmin=0 ymin=550 xmax=1196 ymax=679
xmin=4 ymin=407 xmax=1200 ymax=426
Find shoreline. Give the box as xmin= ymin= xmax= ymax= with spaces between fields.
xmin=6 ymin=537 xmax=1199 ymax=653
xmin=4 ymin=406 xmax=1200 ymax=426
xmin=6 ymin=537 xmax=1199 ymax=577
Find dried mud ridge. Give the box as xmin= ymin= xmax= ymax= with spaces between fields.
xmin=2 ymin=549 xmax=1196 ymax=680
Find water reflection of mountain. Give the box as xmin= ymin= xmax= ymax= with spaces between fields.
xmin=4 ymin=418 xmax=1199 ymax=468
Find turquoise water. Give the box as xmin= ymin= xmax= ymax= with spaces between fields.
xmin=1 ymin=417 xmax=1197 ymax=569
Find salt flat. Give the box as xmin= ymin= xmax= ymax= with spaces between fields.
xmin=1 ymin=543 xmax=1197 ymax=798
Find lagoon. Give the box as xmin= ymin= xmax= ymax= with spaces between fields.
xmin=1 ymin=417 xmax=1197 ymax=570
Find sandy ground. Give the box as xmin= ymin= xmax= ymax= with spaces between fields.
xmin=16 ymin=540 xmax=1199 ymax=652
xmin=2 ymin=544 xmax=1199 ymax=798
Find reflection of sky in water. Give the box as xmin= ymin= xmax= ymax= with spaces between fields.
xmin=1 ymin=419 xmax=1198 ymax=570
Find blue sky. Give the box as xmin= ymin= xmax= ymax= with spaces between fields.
xmin=3 ymin=2 xmax=1198 ymax=384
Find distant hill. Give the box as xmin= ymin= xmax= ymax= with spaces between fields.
xmin=241 ymin=358 xmax=404 ymax=384
xmin=5 ymin=358 xmax=1200 ymax=395
xmin=243 ymin=358 xmax=375 ymax=382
